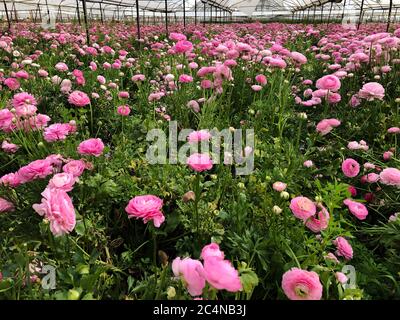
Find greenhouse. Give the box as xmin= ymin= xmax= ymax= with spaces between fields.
xmin=0 ymin=0 xmax=400 ymax=304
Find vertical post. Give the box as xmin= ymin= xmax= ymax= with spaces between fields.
xmin=357 ymin=0 xmax=365 ymax=30
xmin=99 ymin=3 xmax=103 ymax=23
xmin=210 ymin=5 xmax=212 ymax=24
xmin=341 ymin=0 xmax=347 ymax=21
xmin=313 ymin=5 xmax=316 ymax=23
xmin=327 ymin=1 xmax=333 ymax=25
xmin=165 ymin=0 xmax=168 ymax=35
xmin=82 ymin=0 xmax=90 ymax=44
xmin=195 ymin=0 xmax=197 ymax=25
xmin=387 ymin=0 xmax=393 ymax=32
xmin=307 ymin=7 xmax=310 ymax=24
xmin=183 ymin=0 xmax=186 ymax=29
xmin=135 ymin=0 xmax=140 ymax=39
xmin=203 ymin=1 xmax=205 ymax=26
xmin=76 ymin=0 xmax=81 ymax=25
xmin=320 ymin=3 xmax=324 ymax=22
xmin=3 ymin=0 xmax=11 ymax=30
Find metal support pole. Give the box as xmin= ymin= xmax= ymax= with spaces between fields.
xmin=327 ymin=1 xmax=333 ymax=25
xmin=341 ymin=0 xmax=347 ymax=20
xmin=76 ymin=0 xmax=81 ymax=25
xmin=357 ymin=0 xmax=365 ymax=30
xmin=164 ymin=0 xmax=168 ymax=35
xmin=81 ymin=0 xmax=90 ymax=44
xmin=99 ymin=3 xmax=103 ymax=23
xmin=210 ymin=5 xmax=212 ymax=24
xmin=3 ymin=0 xmax=11 ymax=30
xmin=135 ymin=0 xmax=140 ymax=39
xmin=387 ymin=0 xmax=393 ymax=32
xmin=195 ymin=0 xmax=197 ymax=25
xmin=313 ymin=5 xmax=316 ymax=23
xmin=203 ymin=1 xmax=205 ymax=26
xmin=183 ymin=0 xmax=186 ymax=29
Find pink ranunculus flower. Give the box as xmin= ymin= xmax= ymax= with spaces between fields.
xmin=169 ymin=32 xmax=187 ymax=41
xmin=117 ymin=105 xmax=131 ymax=116
xmin=255 ymin=74 xmax=267 ymax=86
xmin=383 ymin=151 xmax=393 ymax=161
xmin=200 ymin=243 xmax=225 ymax=261
xmin=316 ymin=118 xmax=341 ymax=135
xmin=289 ymin=196 xmax=316 ymax=220
xmin=251 ymin=85 xmax=262 ymax=92
xmin=335 ymin=272 xmax=348 ymax=284
xmin=0 ymin=108 xmax=14 ymax=132
xmin=303 ymin=160 xmax=314 ymax=168
xmin=12 ymin=92 xmax=37 ymax=116
xmin=48 ymin=173 xmax=76 ymax=192
xmin=55 ymin=62 xmax=69 ymax=71
xmin=17 ymin=159 xmax=54 ymax=184
xmin=4 ymin=78 xmax=20 ymax=90
xmin=0 ymin=173 xmax=22 ymax=188
xmin=343 ymin=199 xmax=368 ymax=220
xmin=348 ymin=185 xmax=357 ymax=197
xmin=172 ymin=257 xmax=205 ymax=296
xmin=304 ymin=203 xmax=330 ymax=233
xmin=125 ymin=195 xmax=165 ymax=227
xmin=118 ymin=91 xmax=129 ymax=99
xmin=333 ymin=237 xmax=353 ymax=260
xmin=187 ymin=100 xmax=200 ymax=113
xmin=281 ymin=268 xmax=323 ymax=300
xmin=32 ymin=187 xmax=76 ymax=236
xmin=291 ymin=51 xmax=307 ymax=65
xmin=0 ymin=197 xmax=15 ymax=213
xmin=1 ymin=140 xmax=19 ymax=153
xmin=187 ymin=130 xmax=211 ymax=143
xmin=324 ymin=252 xmax=339 ymax=264
xmin=387 ymin=127 xmax=400 ymax=134
xmin=187 ymin=153 xmax=213 ymax=172
xmin=272 ymin=181 xmax=287 ymax=192
xmin=77 ymin=138 xmax=104 ymax=157
xmin=202 ymin=256 xmax=242 ymax=292
xmin=68 ymin=90 xmax=90 ymax=107
xmin=358 ymin=82 xmax=385 ymax=101
xmin=62 ymin=160 xmax=86 ymax=177
xmin=178 ymin=74 xmax=193 ymax=83
xmin=174 ymin=40 xmax=193 ymax=53
xmin=316 ymin=75 xmax=341 ymax=91
xmin=341 ymin=158 xmax=360 ymax=178
xmin=43 ymin=123 xmax=75 ymax=142
xmin=379 ymin=168 xmax=400 ymax=186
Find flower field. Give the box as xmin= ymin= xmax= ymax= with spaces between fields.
xmin=1 ymin=21 xmax=400 ymax=300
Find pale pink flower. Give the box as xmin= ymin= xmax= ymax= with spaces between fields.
xmin=1 ymin=140 xmax=19 ymax=153
xmin=188 ymin=130 xmax=211 ymax=143
xmin=290 ymin=196 xmax=316 ymax=220
xmin=203 ymin=256 xmax=242 ymax=292
xmin=303 ymin=160 xmax=314 ymax=168
xmin=0 ymin=197 xmax=15 ymax=213
xmin=316 ymin=75 xmax=341 ymax=91
xmin=343 ymin=199 xmax=368 ymax=220
xmin=117 ymin=105 xmax=131 ymax=116
xmin=333 ymin=237 xmax=353 ymax=260
xmin=281 ymin=268 xmax=323 ymax=300
xmin=17 ymin=159 xmax=54 ymax=183
xmin=32 ymin=187 xmax=76 ymax=236
xmin=358 ymin=82 xmax=385 ymax=101
xmin=68 ymin=91 xmax=90 ymax=107
xmin=304 ymin=204 xmax=330 ymax=233
xmin=77 ymin=138 xmax=104 ymax=157
xmin=125 ymin=195 xmax=165 ymax=227
xmin=62 ymin=160 xmax=86 ymax=177
xmin=335 ymin=272 xmax=348 ymax=284
xmin=172 ymin=257 xmax=205 ymax=296
xmin=272 ymin=181 xmax=287 ymax=192
xmin=48 ymin=173 xmax=76 ymax=192
xmin=341 ymin=158 xmax=360 ymax=178
xmin=187 ymin=153 xmax=213 ymax=172
xmin=200 ymin=243 xmax=225 ymax=261
xmin=379 ymin=168 xmax=400 ymax=186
